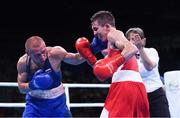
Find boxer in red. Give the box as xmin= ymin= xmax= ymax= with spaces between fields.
xmin=76 ymin=10 xmax=150 ymax=117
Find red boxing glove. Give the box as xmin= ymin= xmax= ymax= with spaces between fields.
xmin=93 ymin=52 xmax=125 ymax=81
xmin=75 ymin=37 xmax=97 ymax=65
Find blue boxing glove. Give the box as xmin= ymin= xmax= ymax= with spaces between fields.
xmin=90 ymin=37 xmax=108 ymax=54
xmin=29 ymin=69 xmax=53 ymax=90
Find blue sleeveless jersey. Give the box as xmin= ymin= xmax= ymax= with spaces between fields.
xmin=26 ymin=57 xmax=62 ymax=89
xmin=23 ymin=56 xmax=72 ymax=117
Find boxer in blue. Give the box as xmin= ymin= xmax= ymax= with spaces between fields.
xmin=17 ymin=36 xmax=85 ymax=117
xmin=90 ymin=37 xmax=107 ymax=55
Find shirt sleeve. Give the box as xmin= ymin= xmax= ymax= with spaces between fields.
xmin=145 ymin=48 xmax=159 ymax=65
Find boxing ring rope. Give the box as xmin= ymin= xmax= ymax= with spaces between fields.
xmin=0 ymin=82 xmax=110 ymax=108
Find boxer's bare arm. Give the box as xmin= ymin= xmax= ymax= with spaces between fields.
xmin=17 ymin=55 xmax=30 ymax=94
xmin=64 ymin=52 xmax=86 ymax=65
xmin=108 ymin=30 xmax=138 ymax=60
xmin=51 ymin=46 xmax=86 ymax=65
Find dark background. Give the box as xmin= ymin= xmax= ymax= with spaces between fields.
xmin=0 ymin=0 xmax=180 ymax=117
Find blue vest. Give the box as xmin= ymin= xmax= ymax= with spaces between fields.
xmin=26 ymin=56 xmax=62 ymax=89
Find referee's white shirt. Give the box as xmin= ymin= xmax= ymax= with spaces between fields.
xmin=137 ymin=48 xmax=163 ymax=93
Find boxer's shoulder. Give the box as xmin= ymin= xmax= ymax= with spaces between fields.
xmin=17 ymin=54 xmax=29 ymax=72
xmin=47 ymin=46 xmax=67 ymax=60
xmin=18 ymin=54 xmax=28 ymax=65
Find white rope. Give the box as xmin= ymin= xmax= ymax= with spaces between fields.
xmin=0 ymin=103 xmax=104 ymax=107
xmin=63 ymin=83 xmax=110 ymax=88
xmin=0 ymin=103 xmax=25 ymax=107
xmin=0 ymin=82 xmax=110 ymax=88
xmin=0 ymin=82 xmax=18 ymax=87
xmin=0 ymin=82 xmax=109 ymax=108
xmin=70 ymin=103 xmax=104 ymax=107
